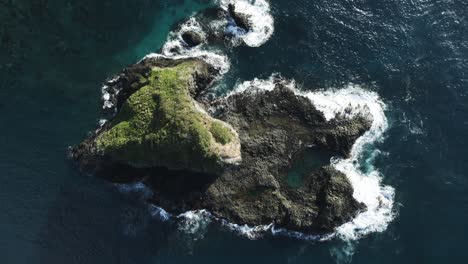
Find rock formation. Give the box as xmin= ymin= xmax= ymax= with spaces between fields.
xmin=71 ymin=57 xmax=372 ymax=234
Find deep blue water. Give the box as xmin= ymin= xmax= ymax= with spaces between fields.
xmin=1 ymin=0 xmax=468 ymax=263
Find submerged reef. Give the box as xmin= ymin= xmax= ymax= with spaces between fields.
xmin=71 ymin=56 xmax=372 ymax=234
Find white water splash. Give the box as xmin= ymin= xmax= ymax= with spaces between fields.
xmin=161 ymin=17 xmax=207 ymax=57
xmin=156 ymin=16 xmax=232 ymax=76
xmin=306 ymin=86 xmax=395 ymax=240
xmin=216 ymin=0 xmax=275 ymax=47
xmin=149 ymin=205 xmax=172 ymax=222
xmin=101 ymin=75 xmax=121 ymax=110
xmin=177 ymin=209 xmax=273 ymax=239
xmin=221 ymin=221 xmax=273 ymax=239
xmin=151 ymin=15 xmax=231 ymax=75
xmin=177 ymin=210 xmax=212 ymax=241
xmin=229 ymin=76 xmax=395 ymax=241
xmin=228 ymin=74 xmax=296 ymax=96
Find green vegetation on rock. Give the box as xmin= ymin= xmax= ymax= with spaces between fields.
xmin=95 ymin=60 xmax=240 ymax=172
xmin=210 ymin=122 xmax=233 ymax=145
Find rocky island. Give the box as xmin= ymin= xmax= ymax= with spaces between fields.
xmin=71 ymin=56 xmax=372 ymax=234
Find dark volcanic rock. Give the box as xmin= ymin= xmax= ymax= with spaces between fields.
xmin=228 ymin=3 xmax=251 ymax=31
xmin=71 ymin=57 xmax=372 ymax=235
xmin=182 ymin=31 xmax=203 ymax=47
xmin=197 ymin=83 xmax=369 ymax=233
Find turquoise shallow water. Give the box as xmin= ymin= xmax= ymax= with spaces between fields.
xmin=1 ymin=0 xmax=468 ymax=263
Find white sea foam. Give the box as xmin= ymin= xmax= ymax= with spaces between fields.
xmin=98 ymin=119 xmax=107 ymax=127
xmin=149 ymin=205 xmax=172 ymax=221
xmin=306 ymin=87 xmax=395 ymax=240
xmin=161 ymin=17 xmax=207 ymax=57
xmin=155 ymin=16 xmax=231 ymax=76
xmin=101 ymin=75 xmax=122 ymax=111
xmin=177 ymin=210 xmax=212 ymax=240
xmin=177 ymin=209 xmax=273 ymax=239
xmin=228 ymin=74 xmax=294 ymax=96
xmin=100 ymin=17 xmax=230 ymax=112
xmin=221 ymin=221 xmax=273 ymax=239
xmin=228 ymin=76 xmax=395 ymax=241
xmin=216 ymin=0 xmax=275 ymax=47
xmin=101 ymin=85 xmax=113 ymax=110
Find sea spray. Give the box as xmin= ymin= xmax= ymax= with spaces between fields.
xmin=161 ymin=17 xmax=207 ymax=57
xmin=215 ymin=0 xmax=275 ymax=47
xmin=149 ymin=205 xmax=172 ymax=222
xmin=305 ymin=86 xmax=395 ymax=240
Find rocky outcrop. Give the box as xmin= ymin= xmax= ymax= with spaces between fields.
xmin=196 ymin=83 xmax=370 ymax=233
xmin=227 ymin=3 xmax=252 ymax=31
xmin=72 ymin=57 xmax=241 ymax=176
xmin=71 ymin=57 xmax=372 ymax=234
xmin=182 ymin=31 xmax=203 ymax=47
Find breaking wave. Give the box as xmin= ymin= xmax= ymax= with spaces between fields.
xmin=216 ymin=0 xmax=275 ymax=47
xmin=161 ymin=17 xmax=207 ymax=57
xmin=306 ymin=86 xmax=395 ymax=240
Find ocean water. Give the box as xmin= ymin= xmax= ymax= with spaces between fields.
xmin=1 ymin=0 xmax=468 ymax=263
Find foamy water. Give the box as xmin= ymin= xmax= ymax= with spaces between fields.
xmin=161 ymin=17 xmax=207 ymax=57
xmin=305 ymin=86 xmax=395 ymax=240
xmin=216 ymin=0 xmax=275 ymax=47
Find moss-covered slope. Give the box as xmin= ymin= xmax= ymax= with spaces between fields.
xmin=95 ymin=59 xmax=240 ymax=173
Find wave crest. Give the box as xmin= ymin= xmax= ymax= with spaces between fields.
xmin=216 ymin=0 xmax=275 ymax=47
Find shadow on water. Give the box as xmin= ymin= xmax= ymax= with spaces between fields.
xmin=36 ymin=169 xmax=169 ymax=264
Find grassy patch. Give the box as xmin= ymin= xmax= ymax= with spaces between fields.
xmin=210 ymin=122 xmax=233 ymax=145
xmin=95 ymin=60 xmax=237 ymax=172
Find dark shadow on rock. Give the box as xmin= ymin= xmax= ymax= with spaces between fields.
xmin=82 ymin=158 xmax=220 ymax=215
